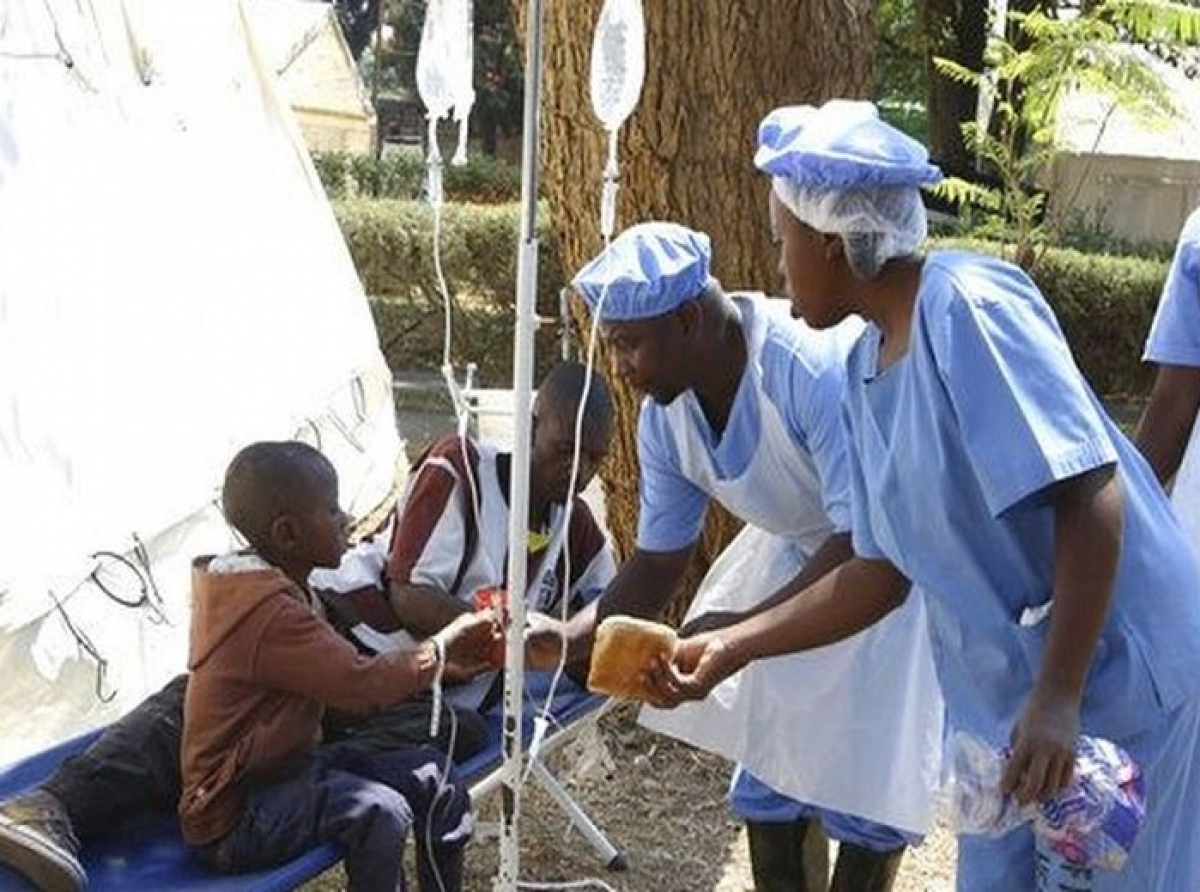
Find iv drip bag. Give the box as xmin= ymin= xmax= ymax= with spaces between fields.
xmin=416 ymin=0 xmax=476 ymax=197
xmin=450 ymin=0 xmax=475 ymax=165
xmin=416 ymin=0 xmax=455 ymax=124
xmin=589 ymin=0 xmax=645 ymax=133
xmin=589 ymin=0 xmax=645 ymax=238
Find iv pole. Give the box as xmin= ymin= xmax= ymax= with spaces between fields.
xmin=496 ymin=0 xmax=545 ymax=887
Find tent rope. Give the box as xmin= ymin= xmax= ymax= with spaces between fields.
xmin=48 ymin=589 xmax=115 ymax=703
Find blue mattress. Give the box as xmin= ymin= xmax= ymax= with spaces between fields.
xmin=0 ymin=681 xmax=603 ymax=891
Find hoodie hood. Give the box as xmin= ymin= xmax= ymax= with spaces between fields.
xmin=188 ymin=555 xmax=301 ymax=669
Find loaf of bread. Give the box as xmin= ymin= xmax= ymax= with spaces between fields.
xmin=587 ymin=615 xmax=677 ymax=700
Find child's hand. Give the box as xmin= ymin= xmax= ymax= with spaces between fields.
xmin=524 ymin=612 xmax=567 ymax=670
xmin=441 ymin=659 xmax=484 ymax=685
xmin=438 ymin=610 xmax=501 ymax=675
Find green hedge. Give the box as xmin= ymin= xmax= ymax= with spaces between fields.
xmin=367 ymin=294 xmax=563 ymax=388
xmin=338 ymin=202 xmax=1168 ymax=397
xmin=314 ymin=151 xmax=520 ymax=204
xmin=932 ymin=239 xmax=1169 ymax=397
xmin=335 ymin=199 xmax=562 ymax=308
xmin=337 ymin=199 xmax=564 ymax=385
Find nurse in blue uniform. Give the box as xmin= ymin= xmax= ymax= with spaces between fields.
xmin=657 ymin=100 xmax=1200 ymax=891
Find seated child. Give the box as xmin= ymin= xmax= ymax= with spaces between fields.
xmin=180 ymin=441 xmax=496 ymax=890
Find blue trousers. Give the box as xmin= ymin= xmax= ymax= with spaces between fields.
xmin=43 ymin=674 xmax=486 ymax=841
xmin=729 ymin=766 xmax=918 ymax=852
xmin=201 ymin=744 xmax=471 ymax=892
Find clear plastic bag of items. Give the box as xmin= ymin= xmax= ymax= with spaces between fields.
xmin=945 ymin=731 xmax=1145 ymax=871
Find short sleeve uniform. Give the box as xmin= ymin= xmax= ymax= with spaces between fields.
xmin=842 ymin=250 xmax=1200 ymax=748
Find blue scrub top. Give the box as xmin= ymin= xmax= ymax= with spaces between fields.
xmin=635 ymin=294 xmax=858 ymax=552
xmin=1145 ymin=206 xmax=1200 ymax=367
xmin=843 ymin=250 xmax=1200 ymax=752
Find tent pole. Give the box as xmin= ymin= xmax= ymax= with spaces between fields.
xmin=497 ymin=0 xmax=544 ymax=888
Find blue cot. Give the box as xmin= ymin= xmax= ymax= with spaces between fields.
xmin=0 ymin=684 xmax=619 ymax=891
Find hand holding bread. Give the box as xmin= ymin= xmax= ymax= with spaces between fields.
xmin=586 ymin=615 xmax=678 ymax=701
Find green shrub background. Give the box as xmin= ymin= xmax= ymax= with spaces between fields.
xmin=932 ymin=239 xmax=1169 ymax=397
xmin=315 ymin=152 xmax=520 ymax=204
xmin=336 ymin=200 xmax=563 ymax=385
xmin=343 ymin=200 xmax=1169 ymax=398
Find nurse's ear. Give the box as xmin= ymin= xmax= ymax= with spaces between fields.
xmin=675 ymin=299 xmax=702 ymax=342
xmin=824 ymin=233 xmax=847 ymax=264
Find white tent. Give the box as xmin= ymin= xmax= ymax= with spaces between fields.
xmin=0 ymin=0 xmax=401 ymax=764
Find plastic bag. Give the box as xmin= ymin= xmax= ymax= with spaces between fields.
xmin=944 ymin=731 xmax=1146 ymax=871
xmin=415 ymin=0 xmax=475 ymax=200
xmin=588 ymin=0 xmax=645 ymax=237
xmin=589 ymin=0 xmax=645 ymax=132
xmin=415 ymin=0 xmax=457 ymax=122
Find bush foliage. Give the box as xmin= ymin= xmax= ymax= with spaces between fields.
xmin=340 ymin=201 xmax=1168 ymax=397
xmin=335 ymin=199 xmax=562 ymax=308
xmin=337 ymin=199 xmax=563 ymax=385
xmin=933 ymin=238 xmax=1168 ymax=397
xmin=315 ymin=151 xmax=520 ymax=204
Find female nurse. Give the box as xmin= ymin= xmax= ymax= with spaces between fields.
xmin=653 ymin=99 xmax=1200 ymax=891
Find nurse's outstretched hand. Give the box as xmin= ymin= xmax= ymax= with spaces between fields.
xmin=641 ymin=632 xmax=743 ymax=709
xmin=1000 ymin=689 xmax=1080 ymax=806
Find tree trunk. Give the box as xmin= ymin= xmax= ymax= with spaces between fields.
xmin=516 ymin=0 xmax=875 ymax=622
xmin=923 ymin=0 xmax=988 ymax=179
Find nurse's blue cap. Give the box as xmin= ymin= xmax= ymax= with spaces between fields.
xmin=572 ymin=221 xmax=712 ymax=322
xmin=754 ymin=99 xmax=942 ymax=189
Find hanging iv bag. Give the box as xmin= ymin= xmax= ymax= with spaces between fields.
xmin=416 ymin=0 xmax=457 ymax=125
xmin=589 ymin=0 xmax=645 ymax=237
xmin=449 ymin=0 xmax=475 ymax=166
xmin=416 ymin=0 xmax=459 ymax=203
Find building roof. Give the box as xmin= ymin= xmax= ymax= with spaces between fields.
xmin=246 ymin=0 xmax=373 ymax=120
xmin=1055 ymin=46 xmax=1200 ymax=162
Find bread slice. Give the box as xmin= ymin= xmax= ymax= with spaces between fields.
xmin=587 ymin=615 xmax=678 ymax=700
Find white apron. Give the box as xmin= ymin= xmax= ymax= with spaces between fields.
xmin=639 ymin=299 xmax=944 ymax=835
xmin=1171 ymin=414 xmax=1200 ymax=552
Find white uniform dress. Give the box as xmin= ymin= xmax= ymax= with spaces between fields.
xmin=638 ymin=294 xmax=944 ymax=838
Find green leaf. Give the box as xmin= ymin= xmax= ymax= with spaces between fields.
xmin=933 ymin=56 xmax=983 ymax=87
xmin=932 ymin=177 xmax=1004 ymax=212
xmin=1104 ymin=0 xmax=1200 ymax=45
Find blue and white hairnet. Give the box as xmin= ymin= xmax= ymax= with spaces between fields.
xmin=755 ymin=100 xmax=942 ymax=280
xmin=572 ymin=221 xmax=713 ymax=321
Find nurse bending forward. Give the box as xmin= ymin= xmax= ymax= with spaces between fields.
xmin=653 ymin=100 xmax=1200 ymax=892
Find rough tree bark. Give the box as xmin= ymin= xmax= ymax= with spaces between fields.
xmin=513 ymin=0 xmax=876 ymax=621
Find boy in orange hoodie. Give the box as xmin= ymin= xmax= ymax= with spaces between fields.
xmin=180 ymin=441 xmax=496 ymax=891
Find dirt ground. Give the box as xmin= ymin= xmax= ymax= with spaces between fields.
xmin=305 ymin=703 xmax=956 ymax=892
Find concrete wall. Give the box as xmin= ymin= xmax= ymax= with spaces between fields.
xmin=1049 ymin=153 xmax=1200 ymax=245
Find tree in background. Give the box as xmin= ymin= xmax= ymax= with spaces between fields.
xmin=878 ymin=0 xmax=929 ymax=140
xmin=921 ymin=0 xmax=989 ymax=176
xmin=512 ymin=0 xmax=876 ymax=620
xmin=934 ymin=0 xmax=1200 ymax=264
xmin=471 ymin=0 xmax=524 ymax=155
xmin=336 ymin=0 xmax=382 ymax=60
